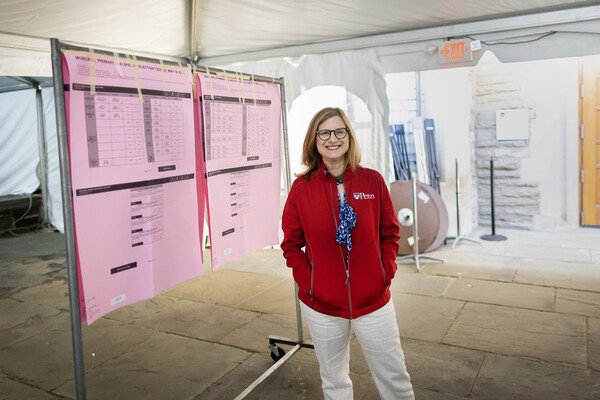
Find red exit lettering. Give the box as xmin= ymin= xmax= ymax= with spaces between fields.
xmin=438 ymin=40 xmax=472 ymax=64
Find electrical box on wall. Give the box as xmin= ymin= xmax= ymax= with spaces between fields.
xmin=496 ymin=108 xmax=530 ymax=141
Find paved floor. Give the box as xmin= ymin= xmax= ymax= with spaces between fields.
xmin=1 ymin=226 xmax=600 ymax=399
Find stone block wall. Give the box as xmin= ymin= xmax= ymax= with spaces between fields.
xmin=472 ymin=66 xmax=540 ymax=230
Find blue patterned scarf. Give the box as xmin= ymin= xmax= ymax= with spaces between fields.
xmin=335 ymin=191 xmax=356 ymax=282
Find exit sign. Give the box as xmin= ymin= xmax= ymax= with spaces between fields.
xmin=438 ymin=39 xmax=473 ymax=64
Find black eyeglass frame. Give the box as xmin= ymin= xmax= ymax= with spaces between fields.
xmin=316 ymin=127 xmax=349 ymax=141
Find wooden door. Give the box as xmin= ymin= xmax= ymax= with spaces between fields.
xmin=581 ymin=56 xmax=600 ymax=226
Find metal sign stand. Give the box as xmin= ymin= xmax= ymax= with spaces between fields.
xmin=50 ymin=38 xmax=87 ymax=400
xmin=51 ymin=38 xmax=311 ymax=400
xmin=233 ymin=72 xmax=314 ymax=400
xmin=397 ymin=172 xmax=443 ymax=271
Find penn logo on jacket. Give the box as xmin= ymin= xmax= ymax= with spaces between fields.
xmin=353 ymin=192 xmax=375 ymax=200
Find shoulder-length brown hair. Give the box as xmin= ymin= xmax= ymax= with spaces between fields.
xmin=297 ymin=107 xmax=361 ymax=179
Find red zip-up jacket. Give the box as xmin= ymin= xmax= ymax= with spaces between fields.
xmin=281 ymin=162 xmax=400 ymax=319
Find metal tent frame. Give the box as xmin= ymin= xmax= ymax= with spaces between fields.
xmin=50 ymin=38 xmax=311 ymax=400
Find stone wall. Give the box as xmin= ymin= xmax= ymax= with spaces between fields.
xmin=472 ymin=65 xmax=540 ymax=230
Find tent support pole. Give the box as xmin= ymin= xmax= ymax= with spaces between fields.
xmin=50 ymin=38 xmax=87 ymax=400
xmin=189 ymin=0 xmax=198 ymax=63
xmin=278 ymin=79 xmax=305 ymax=343
xmin=33 ymin=79 xmax=50 ymax=225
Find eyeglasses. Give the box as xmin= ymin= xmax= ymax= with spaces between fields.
xmin=316 ymin=127 xmax=348 ymax=141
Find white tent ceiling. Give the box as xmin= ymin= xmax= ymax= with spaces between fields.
xmin=1 ymin=0 xmax=600 ymax=76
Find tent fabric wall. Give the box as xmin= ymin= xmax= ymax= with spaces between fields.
xmin=218 ymin=48 xmax=391 ymax=180
xmin=0 ymin=89 xmax=40 ymax=195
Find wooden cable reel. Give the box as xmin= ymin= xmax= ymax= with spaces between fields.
xmin=390 ymin=179 xmax=448 ymax=255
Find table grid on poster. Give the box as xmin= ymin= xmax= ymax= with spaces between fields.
xmin=84 ymin=92 xmax=186 ymax=167
xmin=130 ymin=185 xmax=164 ymax=246
xmin=144 ymin=96 xmax=185 ymax=163
xmin=204 ymin=97 xmax=271 ymax=161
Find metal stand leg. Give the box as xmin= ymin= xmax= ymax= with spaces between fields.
xmin=233 ymin=335 xmax=314 ymax=400
xmin=397 ymin=172 xmax=443 ymax=271
xmin=51 ymin=39 xmax=87 ymax=400
xmin=234 ymin=80 xmax=315 ymax=400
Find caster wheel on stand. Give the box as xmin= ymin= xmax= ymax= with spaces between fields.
xmin=270 ymin=345 xmax=285 ymax=362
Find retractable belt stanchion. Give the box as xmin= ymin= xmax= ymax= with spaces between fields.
xmin=480 ymin=158 xmax=507 ymax=242
xmin=397 ymin=172 xmax=443 ymax=271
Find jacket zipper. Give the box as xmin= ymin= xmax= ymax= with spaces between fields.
xmin=306 ymin=238 xmax=315 ymax=300
xmin=329 ymin=176 xmax=353 ymax=319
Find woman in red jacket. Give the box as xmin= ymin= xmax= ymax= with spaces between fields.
xmin=281 ymin=107 xmax=414 ymax=400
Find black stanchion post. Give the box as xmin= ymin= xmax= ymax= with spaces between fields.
xmin=481 ymin=158 xmax=507 ymax=241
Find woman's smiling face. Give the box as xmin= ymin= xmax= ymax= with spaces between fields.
xmin=315 ymin=115 xmax=349 ymax=166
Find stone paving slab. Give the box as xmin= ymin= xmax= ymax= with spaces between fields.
xmin=222 ymin=248 xmax=290 ymax=278
xmin=220 ymin=313 xmax=310 ymax=355
xmin=412 ymin=387 xmax=464 ymax=399
xmin=0 ymin=373 xmax=60 ymax=400
xmin=433 ymin=246 xmax=522 ymax=267
xmin=418 ymin=261 xmax=516 ymax=282
xmin=237 ymin=278 xmax=298 ymax=316
xmin=593 ymin=250 xmax=600 ymax=264
xmin=496 ymin=243 xmax=592 ymax=264
xmin=403 ymin=339 xmax=483 ymax=397
xmin=554 ymin=289 xmax=600 ymax=318
xmin=131 ymin=298 xmax=260 ymax=342
xmin=443 ymin=278 xmax=556 ymax=311
xmin=163 ymin=268 xmax=286 ymax=308
xmin=391 ymin=272 xmax=454 ymax=297
xmin=0 ymin=303 xmax=65 ymax=349
xmin=0 ymin=260 xmax=65 ymax=298
xmin=393 ymin=293 xmax=465 ymax=342
xmin=0 ymin=314 xmax=158 ymax=392
xmin=103 ymin=294 xmax=181 ymax=322
xmin=444 ymin=303 xmax=587 ymax=365
xmin=558 ymin=228 xmax=600 ymax=251
xmin=80 ymin=318 xmax=156 ymax=369
xmin=12 ymin=279 xmax=69 ymax=311
xmin=515 ymin=259 xmax=600 ymax=291
xmin=473 ymin=353 xmax=600 ymax=399
xmin=0 ymin=324 xmax=78 ymax=391
xmin=0 ymin=232 xmax=65 ymax=266
xmin=57 ymin=367 xmax=201 ymax=400
xmin=195 ymin=353 xmax=317 ymax=400
xmin=590 ymin=317 xmax=600 ymax=370
xmin=196 ymin=352 xmax=375 ymax=400
xmin=56 ymin=332 xmax=251 ymax=400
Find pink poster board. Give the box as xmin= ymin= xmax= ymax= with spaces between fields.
xmin=197 ymin=72 xmax=281 ymax=270
xmin=62 ymin=50 xmax=204 ymax=324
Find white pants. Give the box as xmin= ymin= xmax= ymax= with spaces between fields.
xmin=300 ymin=300 xmax=414 ymax=400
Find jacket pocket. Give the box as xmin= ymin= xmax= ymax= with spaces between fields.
xmin=379 ymin=255 xmax=388 ymax=295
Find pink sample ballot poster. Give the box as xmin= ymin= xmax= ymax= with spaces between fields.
xmin=197 ymin=72 xmax=281 ymax=270
xmin=62 ymin=50 xmax=204 ymax=324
